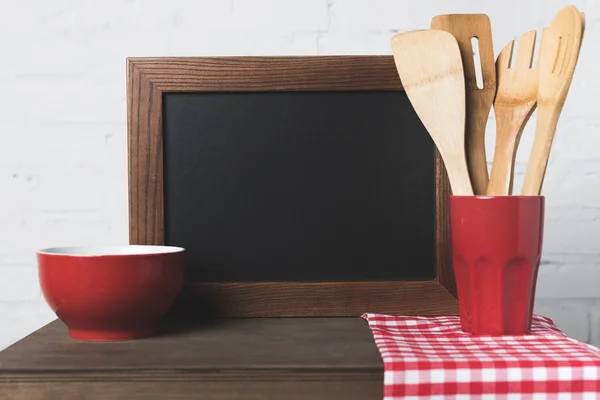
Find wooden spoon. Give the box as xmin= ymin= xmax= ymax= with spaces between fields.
xmin=431 ymin=14 xmax=496 ymax=195
xmin=487 ymin=30 xmax=538 ymax=195
xmin=391 ymin=30 xmax=473 ymax=195
xmin=521 ymin=6 xmax=584 ymax=195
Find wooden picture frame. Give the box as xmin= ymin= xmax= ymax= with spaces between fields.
xmin=127 ymin=55 xmax=458 ymax=317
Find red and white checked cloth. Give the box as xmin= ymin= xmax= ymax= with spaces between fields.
xmin=362 ymin=313 xmax=600 ymax=400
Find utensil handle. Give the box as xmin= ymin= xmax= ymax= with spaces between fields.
xmin=465 ymin=102 xmax=491 ymax=195
xmin=487 ymin=107 xmax=534 ymax=195
xmin=444 ymin=153 xmax=474 ymax=196
xmin=521 ymin=106 xmax=562 ymax=195
xmin=488 ymin=138 xmax=518 ymax=195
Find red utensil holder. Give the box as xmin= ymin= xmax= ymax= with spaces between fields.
xmin=449 ymin=195 xmax=545 ymax=335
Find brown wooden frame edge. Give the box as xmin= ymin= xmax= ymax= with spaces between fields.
xmin=127 ymin=55 xmax=457 ymax=317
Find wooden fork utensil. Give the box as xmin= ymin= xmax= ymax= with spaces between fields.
xmin=487 ymin=30 xmax=538 ymax=195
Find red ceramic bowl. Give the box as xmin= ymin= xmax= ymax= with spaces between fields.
xmin=37 ymin=245 xmax=185 ymax=341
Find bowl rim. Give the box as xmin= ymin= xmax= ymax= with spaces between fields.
xmin=37 ymin=245 xmax=185 ymax=257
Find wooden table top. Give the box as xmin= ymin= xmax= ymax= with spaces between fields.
xmin=0 ymin=316 xmax=384 ymax=400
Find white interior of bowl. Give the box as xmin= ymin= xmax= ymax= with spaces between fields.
xmin=37 ymin=245 xmax=185 ymax=256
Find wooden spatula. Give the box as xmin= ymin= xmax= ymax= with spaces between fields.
xmin=487 ymin=30 xmax=538 ymax=195
xmin=521 ymin=6 xmax=584 ymax=195
xmin=431 ymin=14 xmax=496 ymax=195
xmin=391 ymin=30 xmax=473 ymax=195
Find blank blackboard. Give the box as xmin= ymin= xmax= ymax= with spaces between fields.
xmin=163 ymin=91 xmax=435 ymax=282
xmin=127 ymin=56 xmax=457 ymax=316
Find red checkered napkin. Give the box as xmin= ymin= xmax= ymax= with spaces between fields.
xmin=362 ymin=313 xmax=600 ymax=400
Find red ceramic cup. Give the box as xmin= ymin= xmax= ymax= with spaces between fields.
xmin=37 ymin=245 xmax=185 ymax=341
xmin=449 ymin=196 xmax=544 ymax=335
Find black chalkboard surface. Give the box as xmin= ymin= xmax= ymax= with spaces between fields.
xmin=127 ymin=56 xmax=456 ymax=317
xmin=163 ymin=91 xmax=434 ymax=282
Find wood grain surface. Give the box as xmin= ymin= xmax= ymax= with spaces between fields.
xmin=0 ymin=379 xmax=382 ymax=400
xmin=431 ymin=14 xmax=496 ymax=195
xmin=487 ymin=30 xmax=538 ymax=195
xmin=390 ymin=32 xmax=472 ymax=196
xmin=0 ymin=318 xmax=384 ymax=399
xmin=174 ymin=281 xmax=458 ymax=317
xmin=434 ymin=151 xmax=456 ymax=298
xmin=521 ymin=7 xmax=584 ymax=195
xmin=127 ymin=55 xmax=457 ymax=317
xmin=128 ymin=56 xmax=405 ymax=94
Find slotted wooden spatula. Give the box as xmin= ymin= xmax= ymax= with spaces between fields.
xmin=431 ymin=14 xmax=496 ymax=195
xmin=391 ymin=30 xmax=473 ymax=195
xmin=521 ymin=6 xmax=584 ymax=195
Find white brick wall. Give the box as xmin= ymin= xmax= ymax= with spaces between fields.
xmin=0 ymin=0 xmax=598 ymax=350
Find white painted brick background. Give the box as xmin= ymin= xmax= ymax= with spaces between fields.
xmin=0 ymin=0 xmax=599 ymax=350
